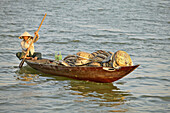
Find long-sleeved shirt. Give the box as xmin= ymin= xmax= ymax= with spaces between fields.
xmin=21 ymin=36 xmax=39 ymax=55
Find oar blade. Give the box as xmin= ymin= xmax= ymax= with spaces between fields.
xmin=19 ymin=59 xmax=25 ymax=68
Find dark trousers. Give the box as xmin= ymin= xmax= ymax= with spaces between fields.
xmin=16 ymin=52 xmax=42 ymax=60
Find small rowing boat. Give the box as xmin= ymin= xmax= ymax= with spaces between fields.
xmin=25 ymin=59 xmax=139 ymax=83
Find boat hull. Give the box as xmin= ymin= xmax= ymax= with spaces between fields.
xmin=25 ymin=59 xmax=139 ymax=83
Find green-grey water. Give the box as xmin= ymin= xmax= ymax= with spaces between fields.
xmin=0 ymin=0 xmax=170 ymax=112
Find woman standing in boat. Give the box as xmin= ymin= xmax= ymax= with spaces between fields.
xmin=16 ymin=31 xmax=41 ymax=60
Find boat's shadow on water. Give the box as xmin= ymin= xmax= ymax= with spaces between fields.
xmin=15 ymin=65 xmax=131 ymax=112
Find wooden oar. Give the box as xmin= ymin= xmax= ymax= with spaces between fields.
xmin=19 ymin=13 xmax=47 ymax=68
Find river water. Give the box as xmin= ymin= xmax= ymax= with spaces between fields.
xmin=0 ymin=0 xmax=169 ymax=112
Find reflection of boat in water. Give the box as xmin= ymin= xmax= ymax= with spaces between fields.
xmin=16 ymin=66 xmax=131 ymax=112
xmin=69 ymin=81 xmax=132 ymax=101
xmin=15 ymin=66 xmax=40 ymax=85
xmin=25 ymin=59 xmax=139 ymax=83
xmin=68 ymin=81 xmax=131 ymax=112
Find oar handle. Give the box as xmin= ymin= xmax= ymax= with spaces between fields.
xmin=37 ymin=13 xmax=47 ymax=32
xmin=19 ymin=13 xmax=47 ymax=68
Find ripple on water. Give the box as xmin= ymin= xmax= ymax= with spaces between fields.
xmin=0 ymin=0 xmax=170 ymax=112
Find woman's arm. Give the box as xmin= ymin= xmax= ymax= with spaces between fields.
xmin=34 ymin=31 xmax=39 ymax=43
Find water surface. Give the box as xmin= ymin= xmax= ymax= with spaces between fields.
xmin=0 ymin=0 xmax=170 ymax=112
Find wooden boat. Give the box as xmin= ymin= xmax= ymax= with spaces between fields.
xmin=25 ymin=59 xmax=139 ymax=83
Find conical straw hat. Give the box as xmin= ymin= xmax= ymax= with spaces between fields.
xmin=19 ymin=31 xmax=33 ymax=39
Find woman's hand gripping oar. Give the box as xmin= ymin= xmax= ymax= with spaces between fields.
xmin=19 ymin=13 xmax=47 ymax=68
